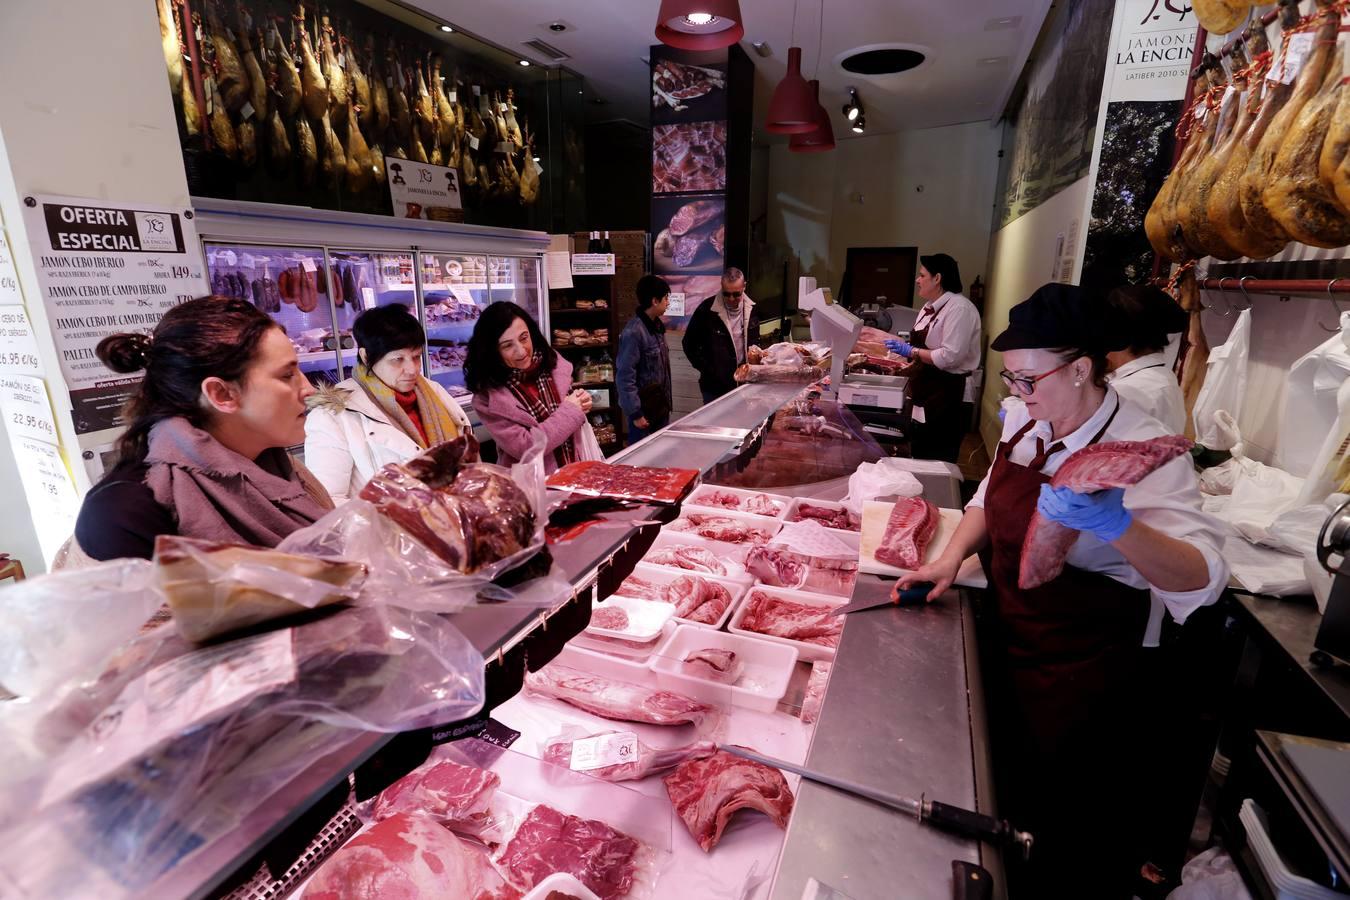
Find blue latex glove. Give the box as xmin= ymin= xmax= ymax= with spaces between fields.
xmin=884 ymin=339 xmax=913 ymax=358
xmin=1036 ymin=485 xmax=1133 ymax=543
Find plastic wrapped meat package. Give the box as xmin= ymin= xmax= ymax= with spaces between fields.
xmin=279 ymin=431 xmax=567 ymax=611
xmin=541 ymin=726 xmax=717 ymax=783
xmin=0 ymin=605 xmax=485 ymax=900
xmin=800 ymin=662 xmax=832 ymax=725
xmin=546 ymin=461 xmax=701 ymax=505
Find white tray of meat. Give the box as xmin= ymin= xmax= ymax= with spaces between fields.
xmin=649 ymin=625 xmax=798 ymax=713
xmin=587 ymin=596 xmax=676 ymax=642
xmin=665 ymin=509 xmax=781 ymax=546
xmin=783 ymin=497 xmax=862 ymax=535
xmin=728 ymin=585 xmax=847 ymax=662
xmin=859 ymin=499 xmax=987 ymax=588
xmin=524 ymin=872 xmax=602 ymax=900
xmin=640 ymin=532 xmax=751 ymax=579
xmin=554 ymin=642 xmax=659 ymax=682
xmin=568 ymin=628 xmax=669 ymax=661
xmin=612 ymin=563 xmax=751 ymax=630
xmin=684 ymin=485 xmax=792 ymax=520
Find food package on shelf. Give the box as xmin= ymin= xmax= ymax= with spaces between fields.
xmin=0 ymin=605 xmax=484 ymax=900
xmin=554 ymin=329 xmax=573 ymax=346
xmin=153 ymin=535 xmax=367 ymax=643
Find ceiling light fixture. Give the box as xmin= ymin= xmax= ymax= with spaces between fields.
xmin=765 ymin=1 xmax=814 ymax=134
xmin=518 ymin=59 xmax=531 ymax=66
xmin=655 ymin=0 xmax=744 ymax=50
xmin=851 ymin=115 xmax=865 ymax=134
xmin=789 ymin=79 xmax=835 ymax=152
xmin=842 ymin=88 xmax=862 ymax=122
xmin=439 ymin=24 xmax=453 ymax=33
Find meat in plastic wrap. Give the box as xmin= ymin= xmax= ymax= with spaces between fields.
xmin=545 ymin=461 xmax=700 ymax=505
xmin=734 ymin=362 xmax=829 ymax=384
xmin=0 ymin=605 xmax=484 ymax=900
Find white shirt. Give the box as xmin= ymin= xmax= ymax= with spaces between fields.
xmin=1107 ymin=352 xmax=1186 ymax=434
xmin=968 ymin=388 xmax=1228 ymax=644
xmin=913 ymin=292 xmax=982 ymax=373
xmin=715 ymin=294 xmax=754 ymax=365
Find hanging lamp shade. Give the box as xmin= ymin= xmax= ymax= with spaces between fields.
xmin=655 ymin=0 xmax=745 ymax=50
xmin=765 ymin=47 xmax=817 ymax=134
xmin=789 ymin=80 xmax=835 ymax=152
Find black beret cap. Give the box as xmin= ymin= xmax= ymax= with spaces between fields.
xmin=991 ymin=283 xmax=1127 ymax=353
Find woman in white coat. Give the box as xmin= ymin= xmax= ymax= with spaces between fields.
xmin=305 ymin=304 xmax=470 ymax=501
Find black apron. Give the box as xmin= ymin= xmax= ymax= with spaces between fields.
xmin=978 ymin=405 xmax=1154 ymax=898
xmin=906 ymin=304 xmax=967 ymax=463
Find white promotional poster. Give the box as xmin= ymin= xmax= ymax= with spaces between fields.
xmin=1106 ymin=0 xmax=1198 ymax=103
xmin=20 ymin=193 xmax=207 ymax=434
xmin=386 ymin=156 xmax=464 ymax=223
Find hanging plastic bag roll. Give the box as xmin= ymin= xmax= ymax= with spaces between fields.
xmin=1191 ymin=308 xmax=1251 ymax=451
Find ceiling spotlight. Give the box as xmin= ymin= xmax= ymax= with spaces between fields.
xmin=518 ymin=59 xmax=531 ymax=66
xmin=851 ymin=115 xmax=866 ymax=134
xmin=656 ymin=0 xmax=744 ymax=50
xmin=439 ymin=24 xmax=453 ymax=32
xmin=842 ymin=88 xmax=863 ymax=123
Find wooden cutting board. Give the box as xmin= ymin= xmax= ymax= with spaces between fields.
xmin=859 ymin=499 xmax=988 ymax=588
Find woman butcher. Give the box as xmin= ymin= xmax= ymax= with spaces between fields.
xmin=897 ymin=284 xmax=1226 ymax=898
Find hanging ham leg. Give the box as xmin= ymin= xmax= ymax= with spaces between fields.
xmin=180 ymin=51 xmax=202 ymax=140
xmin=208 ymin=5 xmax=250 ymax=113
xmin=371 ymin=144 xmax=386 ymax=185
xmin=1264 ymin=6 xmax=1350 ymax=249
xmin=433 ymin=54 xmax=457 ymax=151
xmin=368 ymin=37 xmax=389 ymax=135
xmin=345 ymin=99 xmax=372 ymax=193
xmin=414 ymin=60 xmax=437 ymax=144
xmin=158 ymin=0 xmax=183 ymax=98
xmin=319 ymin=109 xmax=345 ymax=187
xmin=296 ymin=113 xmax=318 ymax=185
xmin=238 ymin=13 xmax=267 ymax=121
xmin=208 ymin=80 xmax=238 ymax=160
xmin=1177 ymin=44 xmax=1251 ymax=260
xmin=1147 ymin=65 xmax=1210 ymax=262
xmin=271 ymin=21 xmax=302 ymax=119
xmin=297 ymin=4 xmax=327 ymax=121
xmin=348 ymin=39 xmax=372 ymax=132
xmin=321 ymin=16 xmax=348 ymax=125
xmin=1174 ymin=270 xmax=1209 ymax=439
xmin=267 ymin=107 xmax=291 ymax=170
xmin=388 ymin=43 xmax=411 ymax=139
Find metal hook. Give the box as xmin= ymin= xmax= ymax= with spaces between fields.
xmin=1319 ymin=279 xmax=1346 ymax=332
xmin=1235 ymin=275 xmax=1255 ymax=312
xmin=1204 ymin=277 xmax=1234 ymax=317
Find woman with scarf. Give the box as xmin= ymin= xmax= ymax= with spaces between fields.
xmin=305 ymin=304 xmax=471 ymax=502
xmin=466 ymin=301 xmax=602 ymax=473
xmin=75 ymin=296 xmax=334 ymax=561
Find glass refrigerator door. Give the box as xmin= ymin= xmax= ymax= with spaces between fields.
xmin=327 ymin=249 xmax=419 ymax=379
xmin=490 ymin=256 xmax=543 ymax=323
xmin=419 ymin=252 xmax=489 ymax=403
xmin=203 ymin=243 xmax=339 ymax=387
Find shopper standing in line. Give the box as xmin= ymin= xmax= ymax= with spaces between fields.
xmin=305 ymin=304 xmax=471 ymax=502
xmin=74 ymin=296 xmax=333 ymax=561
xmin=683 ymin=267 xmax=761 ymax=404
xmin=885 ymin=252 xmax=982 ymax=463
xmin=617 ymin=274 xmax=674 ymax=444
xmin=466 ymin=301 xmax=602 ymax=473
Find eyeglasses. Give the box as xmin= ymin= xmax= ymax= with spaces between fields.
xmin=999 ymin=357 xmax=1078 ymax=395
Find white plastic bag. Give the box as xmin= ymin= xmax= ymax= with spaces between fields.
xmin=842 ymin=458 xmax=924 ymax=516
xmin=1277 ymin=321 xmax=1350 ymax=478
xmin=1192 ymin=309 xmax=1251 ymax=450
xmin=0 ymin=559 xmax=158 ymax=699
xmin=1166 ymin=846 xmax=1252 ymax=900
xmin=1210 ymin=458 xmax=1305 ymax=545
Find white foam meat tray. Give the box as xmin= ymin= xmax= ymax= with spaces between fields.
xmin=650 ymin=625 xmax=798 ymax=713
xmin=727 ymin=584 xmax=846 ymax=663
xmin=684 ymin=484 xmax=793 ymax=521
xmin=610 ymin=562 xmax=752 ymax=630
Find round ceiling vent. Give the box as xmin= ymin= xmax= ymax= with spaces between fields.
xmin=840 ymin=46 xmax=925 ymax=75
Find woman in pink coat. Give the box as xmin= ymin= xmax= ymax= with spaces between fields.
xmin=466 ymin=301 xmax=602 ymax=472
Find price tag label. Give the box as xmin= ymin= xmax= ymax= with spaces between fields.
xmin=449 ymin=286 xmax=477 ymax=305
xmin=448 ymin=90 xmax=457 ymax=103
xmin=1274 ymin=32 xmax=1315 ymax=85
xmin=240 ymin=100 xmax=255 ymax=121
xmin=569 ymin=732 xmax=638 ymax=771
xmin=0 ymin=307 xmax=42 ymax=377
xmin=429 ymin=713 xmax=521 ymax=748
xmin=0 ymin=375 xmax=57 ymax=442
xmin=469 ymin=134 xmax=480 ymax=151
xmin=0 ymin=232 xmax=22 ymax=306
xmin=300 ymin=256 xmax=317 ymax=273
xmin=666 ymin=291 xmax=685 ymax=317
xmin=362 ymin=286 xmax=375 ymax=307
xmin=495 ymin=141 xmax=512 ymax=154
xmin=472 ymin=84 xmax=481 ymax=96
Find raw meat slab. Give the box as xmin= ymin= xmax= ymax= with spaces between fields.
xmin=524 ymin=665 xmax=713 ymax=727
xmin=663 ymin=749 xmax=794 ymax=852
xmin=494 ymin=804 xmax=641 ymax=900
xmin=859 ymin=501 xmax=987 ymax=588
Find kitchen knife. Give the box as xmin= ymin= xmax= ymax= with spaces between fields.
xmin=830 ymin=582 xmax=934 ymax=616
xmin=951 ymin=861 xmax=993 ymax=900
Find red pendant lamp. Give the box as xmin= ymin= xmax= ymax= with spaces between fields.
xmin=789 ymin=80 xmax=835 ymax=152
xmin=655 ymin=0 xmax=745 ymax=50
xmin=765 ymin=47 xmax=817 ymax=134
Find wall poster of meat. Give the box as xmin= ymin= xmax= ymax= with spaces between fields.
xmin=653 ymin=195 xmax=725 ymax=275
xmin=154 ymin=0 xmax=571 ymax=232
xmin=651 ymin=55 xmax=728 ymax=125
xmin=653 ymin=121 xmax=727 ymax=194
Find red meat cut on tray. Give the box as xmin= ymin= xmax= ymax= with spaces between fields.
xmin=615 ymin=572 xmax=668 ymax=601
xmin=644 ymin=544 xmax=726 ymax=575
xmin=874 ymin=496 xmax=939 ymax=570
xmin=546 ymin=461 xmax=700 ymax=505
xmin=524 ymin=664 xmax=714 ymax=727
xmin=543 ymin=730 xmax=717 ymax=782
xmin=372 ymin=759 xmax=500 ymax=836
xmin=790 ymin=502 xmax=860 ymax=532
xmin=1019 ymin=435 xmax=1193 ymax=589
xmin=738 ymin=591 xmax=843 ymax=647
xmin=302 ymin=812 xmax=514 ymax=900
xmin=683 ymin=648 xmax=743 ymax=684
xmin=493 ymin=804 xmax=641 ymax=900
xmin=745 ymin=546 xmax=858 ymax=597
xmin=668 ymin=513 xmax=774 ymax=544
xmin=663 ymin=749 xmax=795 ymax=852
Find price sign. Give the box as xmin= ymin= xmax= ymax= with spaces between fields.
xmin=571 ymin=253 xmax=616 ymax=276
xmin=569 ymin=732 xmax=638 ymax=771
xmin=6 ymin=434 xmax=80 ymax=567
xmin=0 ymin=305 xmax=43 ymax=376
xmin=666 ymin=291 xmax=686 ymax=317
xmin=0 ymin=375 xmax=59 ymax=443
xmin=0 ymin=231 xmax=21 ymax=305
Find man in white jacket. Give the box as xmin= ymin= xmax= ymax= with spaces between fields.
xmin=305 ymin=305 xmax=470 ymax=502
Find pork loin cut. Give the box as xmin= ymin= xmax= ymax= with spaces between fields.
xmin=301 ymin=812 xmax=513 ymax=900
xmin=738 ymin=591 xmax=842 ymax=647
xmin=525 ymin=665 xmax=714 ymax=727
xmin=1018 ymin=435 xmax=1193 ymax=589
xmin=663 ymin=749 xmax=794 ymax=852
xmin=493 ymin=804 xmax=641 ymax=899
xmin=874 ymin=497 xmax=939 ymax=570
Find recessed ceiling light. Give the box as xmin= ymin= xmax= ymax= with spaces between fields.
xmin=684 ymin=13 xmax=717 ymax=27
xmin=439 ymin=24 xmax=453 ymax=33
xmin=519 ymin=59 xmax=531 ymax=66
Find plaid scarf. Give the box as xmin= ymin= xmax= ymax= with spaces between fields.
xmin=507 ymin=353 xmax=576 ymax=468
xmin=353 ymin=363 xmax=461 ymax=449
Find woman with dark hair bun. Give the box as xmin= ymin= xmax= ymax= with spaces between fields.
xmin=465 ymin=301 xmax=602 ymax=473
xmin=74 ymin=296 xmax=333 ymax=561
xmin=305 ymin=304 xmax=470 ymax=501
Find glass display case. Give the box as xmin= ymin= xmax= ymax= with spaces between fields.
xmin=327 ymin=249 xmax=418 ymax=379
xmin=419 ymin=252 xmax=489 ymax=402
xmin=204 ymin=242 xmax=340 ymax=387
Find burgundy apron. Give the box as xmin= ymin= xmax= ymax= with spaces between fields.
xmin=905 ymin=305 xmax=967 ymax=462
xmin=978 ymin=406 xmax=1152 ymax=897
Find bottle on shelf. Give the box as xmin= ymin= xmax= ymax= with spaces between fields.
xmin=598 ymin=351 xmax=614 ymax=383
xmin=587 ymin=231 xmax=600 ymax=254
xmin=601 ymin=230 xmax=613 ymax=254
